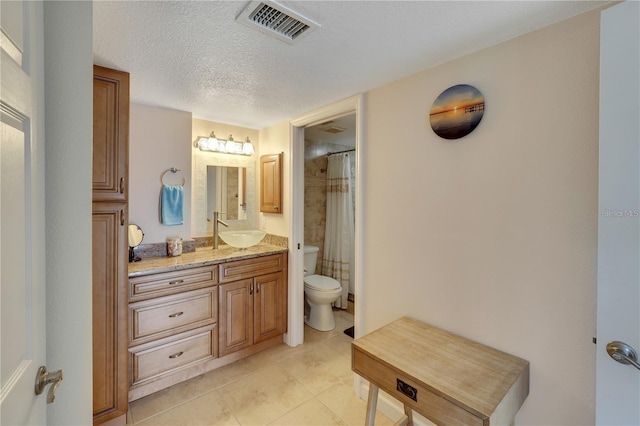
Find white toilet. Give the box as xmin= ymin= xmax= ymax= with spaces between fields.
xmin=303 ymin=245 xmax=343 ymax=331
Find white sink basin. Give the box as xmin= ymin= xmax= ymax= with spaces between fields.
xmin=218 ymin=230 xmax=266 ymax=249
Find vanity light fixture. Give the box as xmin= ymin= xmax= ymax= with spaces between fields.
xmin=242 ymin=137 xmax=255 ymax=155
xmin=194 ymin=132 xmax=255 ymax=156
xmin=224 ymin=135 xmax=243 ymax=155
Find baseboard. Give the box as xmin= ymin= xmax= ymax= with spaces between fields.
xmin=346 ymin=293 xmax=355 ymax=315
xmin=354 ymin=375 xmax=435 ymax=426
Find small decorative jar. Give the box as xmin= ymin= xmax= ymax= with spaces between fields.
xmin=166 ymin=236 xmax=182 ymax=257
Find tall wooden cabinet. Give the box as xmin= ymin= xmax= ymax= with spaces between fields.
xmin=93 ymin=65 xmax=129 ymax=425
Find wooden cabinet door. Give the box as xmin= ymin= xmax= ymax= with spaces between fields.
xmin=93 ymin=65 xmax=129 ymax=201
xmin=254 ymin=272 xmax=286 ymax=344
xmin=260 ymin=153 xmax=282 ymax=213
xmin=92 ymin=202 xmax=128 ymax=423
xmin=219 ymin=279 xmax=254 ymax=356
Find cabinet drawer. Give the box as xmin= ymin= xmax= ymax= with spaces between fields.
xmin=130 ymin=288 xmax=217 ymax=345
xmin=219 ymin=253 xmax=284 ymax=283
xmin=130 ymin=266 xmax=217 ymax=301
xmin=131 ymin=325 xmax=217 ymax=386
xmin=352 ymin=348 xmax=484 ymax=426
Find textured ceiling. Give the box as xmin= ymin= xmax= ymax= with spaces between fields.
xmin=93 ymin=1 xmax=606 ymax=130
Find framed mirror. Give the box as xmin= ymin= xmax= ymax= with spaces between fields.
xmin=193 ymin=155 xmax=256 ymax=237
xmin=207 ymin=165 xmax=247 ymax=221
xmin=128 ymin=224 xmax=144 ymax=262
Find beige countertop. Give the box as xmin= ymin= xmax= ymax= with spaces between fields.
xmin=128 ymin=243 xmax=288 ymax=277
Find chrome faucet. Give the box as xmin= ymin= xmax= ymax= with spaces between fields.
xmin=213 ymin=211 xmax=229 ymax=249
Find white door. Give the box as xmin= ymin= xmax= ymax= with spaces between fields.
xmin=596 ymin=1 xmax=640 ymax=424
xmin=0 ymin=1 xmax=49 ymax=424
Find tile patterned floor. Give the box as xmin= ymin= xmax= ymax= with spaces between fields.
xmin=127 ymin=311 xmax=395 ymax=425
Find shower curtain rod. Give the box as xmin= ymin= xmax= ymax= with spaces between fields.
xmin=327 ymin=149 xmax=355 ymax=156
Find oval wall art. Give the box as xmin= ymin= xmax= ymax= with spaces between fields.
xmin=429 ymin=84 xmax=485 ymax=140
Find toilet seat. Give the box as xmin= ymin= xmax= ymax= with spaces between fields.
xmin=304 ymin=274 xmax=341 ymax=292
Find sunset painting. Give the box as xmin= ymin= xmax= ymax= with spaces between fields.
xmin=430 ymin=84 xmax=485 ymax=139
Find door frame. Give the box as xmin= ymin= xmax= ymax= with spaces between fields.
xmin=286 ymin=95 xmax=363 ymax=346
xmin=43 ymin=2 xmax=94 ymax=423
xmin=595 ymin=1 xmax=640 ymax=423
xmin=1 ymin=2 xmax=93 ymax=423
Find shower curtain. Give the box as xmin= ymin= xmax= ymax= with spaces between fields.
xmin=322 ymin=152 xmax=354 ymax=309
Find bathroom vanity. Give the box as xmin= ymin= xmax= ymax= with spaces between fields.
xmin=127 ymin=245 xmax=287 ymax=401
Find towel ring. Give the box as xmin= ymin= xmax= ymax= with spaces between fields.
xmin=161 ymin=167 xmax=185 ymax=187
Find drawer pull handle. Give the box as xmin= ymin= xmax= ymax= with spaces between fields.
xmin=169 ymin=280 xmax=184 ymax=285
xmin=396 ymin=379 xmax=418 ymax=402
xmin=169 ymin=351 xmax=184 ymax=359
xmin=168 ymin=312 xmax=184 ymax=318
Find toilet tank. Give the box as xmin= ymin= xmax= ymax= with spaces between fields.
xmin=303 ymin=245 xmax=319 ymax=276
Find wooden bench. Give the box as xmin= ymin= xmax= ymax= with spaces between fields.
xmin=352 ymin=317 xmax=529 ymax=425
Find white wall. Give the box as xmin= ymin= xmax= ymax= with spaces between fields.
xmin=121 ymin=6 xmax=602 ymax=423
xmin=43 ymin=1 xmax=93 ymax=423
xmin=191 ymin=118 xmax=260 ymax=234
xmin=129 ymin=104 xmax=192 ymax=244
xmin=259 ymin=121 xmax=291 ymax=238
xmin=129 ymin=109 xmax=265 ymax=244
xmin=361 ymin=9 xmax=600 ymax=425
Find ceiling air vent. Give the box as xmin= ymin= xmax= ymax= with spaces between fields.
xmin=321 ymin=126 xmax=346 ymax=134
xmin=236 ymin=1 xmax=319 ymax=44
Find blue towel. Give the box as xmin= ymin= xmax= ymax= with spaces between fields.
xmin=161 ymin=184 xmax=183 ymax=226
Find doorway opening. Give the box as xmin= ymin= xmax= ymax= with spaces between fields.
xmin=288 ymin=95 xmax=363 ymax=347
xmin=303 ymin=114 xmax=356 ymax=338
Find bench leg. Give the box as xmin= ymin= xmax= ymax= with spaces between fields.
xmin=405 ymin=405 xmax=414 ymax=426
xmin=391 ymin=405 xmax=413 ymax=426
xmin=365 ymin=384 xmax=379 ymax=426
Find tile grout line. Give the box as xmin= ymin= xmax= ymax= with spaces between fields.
xmin=130 ymin=386 xmax=220 ymax=425
xmin=219 ymin=387 xmax=243 ymax=426
xmin=131 ymin=369 xmax=258 ymax=425
xmin=315 ymin=395 xmax=352 ymax=426
xmin=131 ymin=316 xmax=355 ymax=425
xmin=263 ymin=396 xmax=317 ymax=425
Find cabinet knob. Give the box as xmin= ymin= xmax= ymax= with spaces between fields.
xmin=119 ymin=177 xmax=125 ymax=193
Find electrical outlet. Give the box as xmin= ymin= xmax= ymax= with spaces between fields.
xmin=261 ymin=216 xmax=267 ymax=229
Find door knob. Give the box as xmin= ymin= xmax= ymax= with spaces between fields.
xmin=606 ymin=341 xmax=640 ymax=371
xmin=35 ymin=366 xmax=64 ymax=403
